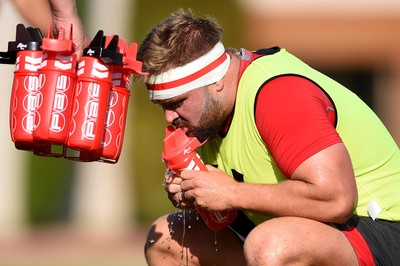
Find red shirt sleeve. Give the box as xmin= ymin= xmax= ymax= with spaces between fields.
xmin=255 ymin=75 xmax=342 ymax=178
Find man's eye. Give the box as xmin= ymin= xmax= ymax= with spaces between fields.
xmin=172 ymin=102 xmax=183 ymax=109
xmin=166 ymin=101 xmax=183 ymax=110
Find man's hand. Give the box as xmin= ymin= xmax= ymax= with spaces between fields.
xmin=164 ymin=169 xmax=196 ymax=210
xmin=179 ymin=165 xmax=238 ymax=211
xmin=48 ymin=0 xmax=91 ymax=59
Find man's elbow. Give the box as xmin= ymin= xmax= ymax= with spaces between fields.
xmin=330 ymin=193 xmax=358 ymax=224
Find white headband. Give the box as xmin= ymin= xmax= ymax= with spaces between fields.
xmin=145 ymin=42 xmax=230 ymax=100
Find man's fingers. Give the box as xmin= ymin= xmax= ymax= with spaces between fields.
xmin=167 ymin=183 xmax=182 ymax=193
xmin=169 ymin=191 xmax=195 ymax=210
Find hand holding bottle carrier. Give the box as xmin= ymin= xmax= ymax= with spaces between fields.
xmin=162 ymin=125 xmax=238 ymax=231
xmin=0 ymin=23 xmax=147 ymax=163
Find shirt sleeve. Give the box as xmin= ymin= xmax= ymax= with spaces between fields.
xmin=255 ymin=75 xmax=342 ymax=178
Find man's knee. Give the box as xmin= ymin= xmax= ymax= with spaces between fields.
xmin=244 ymin=224 xmax=283 ymax=265
xmin=243 ymin=217 xmax=358 ymax=266
xmin=243 ymin=219 xmax=303 ymax=266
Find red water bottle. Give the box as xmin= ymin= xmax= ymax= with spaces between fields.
xmin=162 ymin=125 xmax=238 ymax=231
xmin=33 ymin=24 xmax=77 ymax=157
xmin=95 ymin=39 xmax=147 ymax=163
xmin=67 ymin=31 xmax=122 ymax=158
xmin=2 ymin=24 xmax=43 ymax=151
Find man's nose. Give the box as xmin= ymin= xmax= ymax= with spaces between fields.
xmin=164 ymin=109 xmax=179 ymax=124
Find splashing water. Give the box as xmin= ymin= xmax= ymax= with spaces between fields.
xmin=178 ymin=210 xmax=198 ymax=266
xmin=165 ymin=208 xmax=223 ymax=265
xmin=180 ymin=211 xmax=186 ymax=266
xmin=160 ymin=237 xmax=170 ymax=245
xmin=180 ymin=210 xmax=186 ymax=265
xmin=215 ymin=231 xmax=218 ymax=252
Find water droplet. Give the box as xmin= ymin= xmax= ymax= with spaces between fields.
xmin=214 ymin=231 xmax=219 ymax=254
xmin=180 ymin=210 xmax=187 ymax=265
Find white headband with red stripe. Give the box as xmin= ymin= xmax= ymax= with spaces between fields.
xmin=145 ymin=42 xmax=230 ymax=100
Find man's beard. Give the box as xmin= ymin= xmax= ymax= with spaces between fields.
xmin=176 ymin=92 xmax=225 ymax=143
xmin=188 ymin=126 xmax=218 ymax=143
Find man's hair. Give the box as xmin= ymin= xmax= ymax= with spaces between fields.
xmin=137 ymin=9 xmax=223 ymax=77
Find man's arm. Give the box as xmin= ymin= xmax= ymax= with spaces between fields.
xmin=12 ymin=0 xmax=52 ymax=34
xmin=180 ymin=143 xmax=357 ymax=224
xmin=233 ymin=143 xmax=357 ymax=223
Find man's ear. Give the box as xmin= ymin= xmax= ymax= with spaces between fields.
xmin=214 ymin=79 xmax=224 ymax=92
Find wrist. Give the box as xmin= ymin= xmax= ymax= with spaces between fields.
xmin=227 ymin=181 xmax=241 ymax=210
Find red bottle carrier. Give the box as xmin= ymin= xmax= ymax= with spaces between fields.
xmin=162 ymin=126 xmax=238 ymax=231
xmin=1 ymin=24 xmax=43 ymax=151
xmin=1 ymin=24 xmax=147 ymax=163
xmin=33 ymin=25 xmax=77 ymax=157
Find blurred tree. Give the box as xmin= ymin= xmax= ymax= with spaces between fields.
xmin=27 ymin=156 xmax=76 ymax=225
